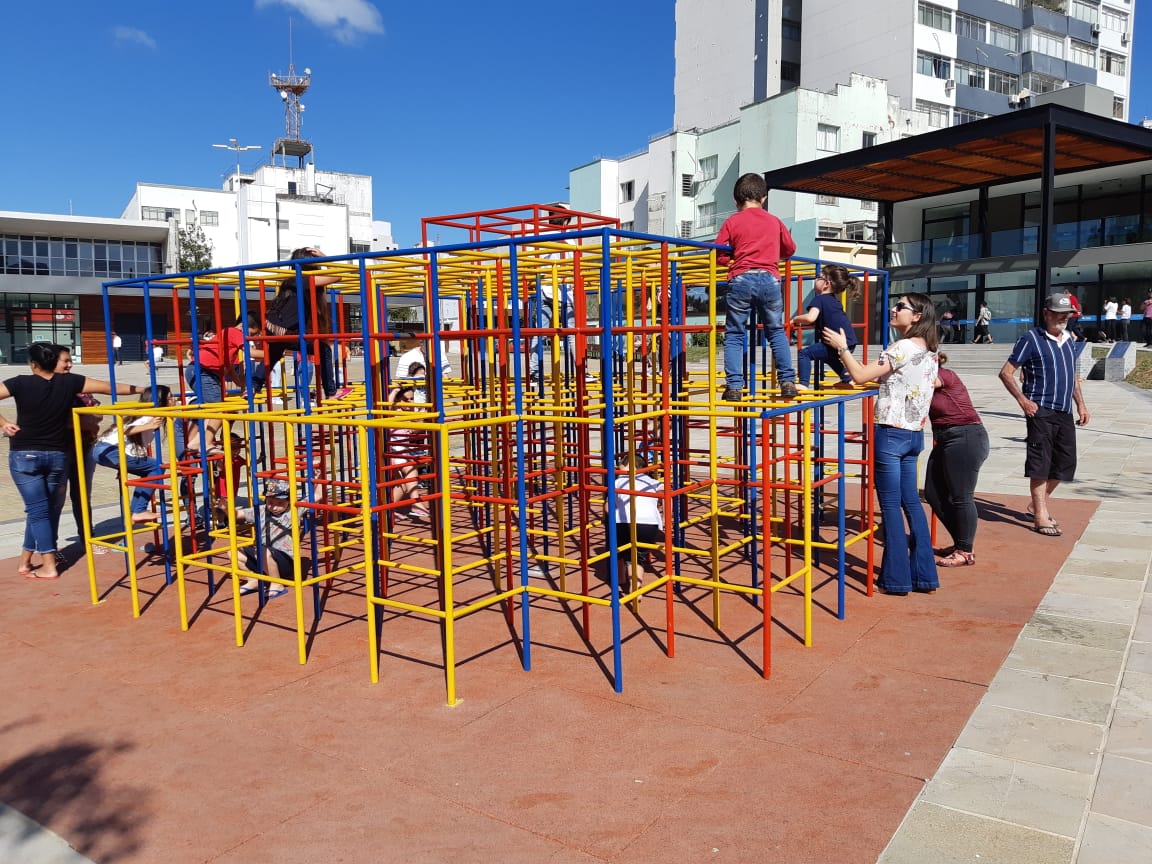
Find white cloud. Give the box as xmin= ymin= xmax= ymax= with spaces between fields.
xmin=112 ymin=26 xmax=157 ymax=50
xmin=256 ymin=0 xmax=384 ymax=43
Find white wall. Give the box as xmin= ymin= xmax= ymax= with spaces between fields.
xmin=674 ymin=0 xmax=757 ymax=130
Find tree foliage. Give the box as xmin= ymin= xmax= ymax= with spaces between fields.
xmin=178 ymin=221 xmax=214 ymax=273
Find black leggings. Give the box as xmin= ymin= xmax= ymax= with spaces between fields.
xmin=924 ymin=424 xmax=989 ymax=553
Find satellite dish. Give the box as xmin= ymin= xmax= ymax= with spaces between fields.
xmin=280 ymin=91 xmax=288 ymax=100
xmin=304 ymin=67 xmax=312 ymax=75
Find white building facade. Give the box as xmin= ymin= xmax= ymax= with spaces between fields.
xmin=571 ymin=74 xmax=932 ymax=258
xmin=121 ymin=162 xmax=384 ymax=269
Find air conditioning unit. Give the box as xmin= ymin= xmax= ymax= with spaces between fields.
xmin=944 ymin=78 xmax=956 ymax=93
xmin=1091 ymin=25 xmax=1101 ymax=37
xmin=1121 ymin=32 xmax=1129 ymax=45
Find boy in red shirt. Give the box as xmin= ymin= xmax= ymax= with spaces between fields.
xmin=185 ymin=318 xmax=259 ymax=455
xmin=716 ymin=173 xmax=798 ymax=400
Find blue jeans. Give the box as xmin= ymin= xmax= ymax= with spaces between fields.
xmin=874 ymin=425 xmax=938 ymax=592
xmin=9 ymin=450 xmax=69 ymax=554
xmin=92 ymin=441 xmax=161 ymax=514
xmin=798 ymin=343 xmax=852 ymax=387
xmin=724 ymin=270 xmax=794 ymax=391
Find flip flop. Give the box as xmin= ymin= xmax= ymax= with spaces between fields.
xmin=1033 ymin=523 xmax=1062 ymax=537
xmin=24 ymin=571 xmax=60 ymax=580
xmin=265 ymin=586 xmax=289 ymax=600
xmin=1026 ymin=505 xmax=1058 ymax=528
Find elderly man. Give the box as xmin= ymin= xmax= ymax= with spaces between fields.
xmin=998 ymin=292 xmax=1091 ymax=537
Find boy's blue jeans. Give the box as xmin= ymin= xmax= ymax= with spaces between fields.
xmin=724 ymin=270 xmax=795 ymax=392
xmin=798 ymin=343 xmax=852 ymax=387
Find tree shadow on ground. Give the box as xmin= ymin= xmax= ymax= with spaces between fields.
xmin=0 ymin=723 xmax=150 ymax=862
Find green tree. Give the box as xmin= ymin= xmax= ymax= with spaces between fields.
xmin=178 ymin=221 xmax=214 ymax=272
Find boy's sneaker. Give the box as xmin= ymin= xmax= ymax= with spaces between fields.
xmin=721 ymin=387 xmax=743 ymax=402
xmin=780 ymin=381 xmax=798 ymax=399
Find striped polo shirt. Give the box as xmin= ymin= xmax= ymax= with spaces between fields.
xmin=1007 ymin=326 xmax=1077 ymax=414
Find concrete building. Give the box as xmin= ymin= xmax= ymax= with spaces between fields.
xmin=571 ymin=74 xmax=932 ymax=260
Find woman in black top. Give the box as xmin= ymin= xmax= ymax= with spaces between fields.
xmin=0 ymin=343 xmax=143 ymax=580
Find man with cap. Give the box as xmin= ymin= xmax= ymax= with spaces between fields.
xmin=998 ymin=292 xmax=1091 ymax=537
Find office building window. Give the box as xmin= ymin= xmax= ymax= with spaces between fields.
xmin=1069 ymin=40 xmax=1096 ymax=67
xmin=1100 ymin=50 xmax=1126 ymax=75
xmin=816 ymin=195 xmax=839 ymax=206
xmin=989 ymin=22 xmax=1020 ymax=52
xmin=845 ymin=221 xmax=877 ymax=242
xmin=681 ymin=174 xmax=694 ymax=196
xmin=1101 ymin=8 xmax=1128 ymax=31
xmin=1070 ymin=0 xmax=1099 ymax=25
xmin=916 ymin=99 xmax=950 ymax=128
xmin=621 ymin=221 xmax=634 ymax=232
xmin=988 ymin=68 xmax=1019 ymax=96
xmin=141 ymin=206 xmax=179 ymax=222
xmin=782 ymin=19 xmax=801 ymax=40
xmin=1024 ymin=72 xmax=1061 ymax=93
xmin=781 ymin=61 xmax=800 ymax=84
xmin=861 ymin=200 xmax=877 ymax=211
xmin=1113 ymin=96 xmax=1125 ymax=119
xmin=680 ymin=220 xmax=693 ymax=239
xmin=201 ymin=210 xmax=219 ymax=226
xmin=953 ymin=107 xmax=987 ymax=125
xmin=916 ymin=51 xmax=951 ymax=79
xmin=2 ymin=235 xmax=163 ymax=278
xmin=350 ymin=242 xmax=370 ymax=253
xmin=620 ymin=180 xmax=635 ymax=202
xmin=816 ymin=124 xmax=840 ymax=153
xmin=699 ymin=155 xmax=718 ymax=181
xmin=185 ymin=209 xmax=196 ymax=224
xmin=1028 ymin=29 xmax=1065 ymax=59
xmin=697 ymin=202 xmax=717 ymax=231
xmin=918 ymin=1 xmax=952 ymax=31
xmin=862 ymin=131 xmax=877 ymax=148
xmin=955 ymin=12 xmax=987 ymax=42
xmin=954 ymin=60 xmax=986 ymax=89
xmin=817 ymin=224 xmax=843 ymax=239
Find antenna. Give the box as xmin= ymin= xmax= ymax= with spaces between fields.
xmin=269 ymin=17 xmax=313 ymax=169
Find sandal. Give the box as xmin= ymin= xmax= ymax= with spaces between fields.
xmin=936 ymin=549 xmax=975 ymax=567
xmin=1032 ymin=523 xmax=1062 ymax=537
xmin=1026 ymin=505 xmax=1058 ymax=528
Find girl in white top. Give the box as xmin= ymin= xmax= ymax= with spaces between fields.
xmin=824 ymin=293 xmax=940 ymax=596
xmin=1119 ymin=298 xmax=1132 ymax=342
xmin=1104 ymin=298 xmax=1118 ymax=341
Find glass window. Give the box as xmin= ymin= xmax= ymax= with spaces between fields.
xmin=862 ymin=131 xmax=877 ymax=148
xmin=201 ymin=210 xmax=219 ymax=226
xmin=916 ymin=51 xmax=951 ymax=79
xmin=1070 ymin=1 xmax=1099 ymax=25
xmin=1101 ymin=8 xmax=1127 ymax=31
xmin=956 ymin=12 xmax=987 ymax=42
xmin=915 ymin=99 xmax=950 ymax=128
xmin=955 ymin=60 xmax=986 ymax=89
xmin=1113 ymin=96 xmax=1125 ymax=119
xmin=620 ymin=180 xmax=635 ymax=202
xmin=699 ymin=155 xmax=718 ymax=181
xmin=697 ymin=202 xmax=717 ymax=231
xmin=918 ymin=1 xmax=952 ymax=30
xmin=817 ymin=124 xmax=840 ymax=153
xmin=1024 ymin=72 xmax=1061 ymax=94
xmin=781 ymin=61 xmax=800 ymax=84
xmin=953 ymin=107 xmax=987 ymax=125
xmin=1069 ymin=40 xmax=1096 ymax=67
xmin=1028 ymin=29 xmax=1065 ymax=59
xmin=782 ymin=19 xmax=800 ymax=40
xmin=989 ymin=22 xmax=1019 ymax=51
xmin=988 ymin=68 xmax=1019 ymax=96
xmin=1100 ymin=50 xmax=1126 ymax=75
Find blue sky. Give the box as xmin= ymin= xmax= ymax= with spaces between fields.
xmin=2 ymin=1 xmax=1149 ymax=248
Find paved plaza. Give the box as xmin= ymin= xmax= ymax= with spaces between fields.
xmin=0 ymin=356 xmax=1150 ymax=863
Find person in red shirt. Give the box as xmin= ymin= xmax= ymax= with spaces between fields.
xmin=925 ymin=353 xmax=989 ymax=567
xmin=716 ymin=173 xmax=798 ymax=400
xmin=185 ymin=318 xmax=260 ymax=455
xmin=1062 ymin=288 xmax=1083 ymax=341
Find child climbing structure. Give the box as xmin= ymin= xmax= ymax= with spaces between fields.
xmin=79 ymin=204 xmax=886 ymax=704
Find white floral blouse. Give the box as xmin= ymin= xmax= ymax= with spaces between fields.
xmin=875 ymin=339 xmax=939 ymax=431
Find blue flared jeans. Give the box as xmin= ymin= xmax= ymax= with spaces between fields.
xmin=874 ymin=425 xmax=938 ymax=593
xmin=723 ymin=270 xmax=795 ymax=391
xmin=9 ymin=450 xmax=69 ymax=554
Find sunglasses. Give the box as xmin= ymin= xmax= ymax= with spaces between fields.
xmin=891 ymin=302 xmax=914 ymax=313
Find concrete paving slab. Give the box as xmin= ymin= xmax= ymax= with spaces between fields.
xmin=1020 ymin=613 xmax=1133 ymax=652
xmin=1091 ymin=754 xmax=1152 ymax=828
xmin=1077 ymin=812 xmax=1152 ymax=864
xmin=983 ymin=668 xmax=1116 ymax=724
xmin=1004 ymin=638 xmax=1125 ymax=686
xmin=1116 ymin=669 xmax=1152 ymax=715
xmin=1036 ymin=591 xmax=1141 ymax=626
xmin=1051 ymin=573 xmax=1148 ymax=602
xmin=1127 ymin=641 xmax=1152 ymax=675
xmin=1105 ymin=709 xmax=1152 ymax=763
xmin=954 ymin=704 xmax=1103 ymax=774
xmin=921 ymin=748 xmax=1091 ymax=837
xmin=1059 ymin=558 xmax=1150 ymax=581
xmin=878 ymin=802 xmax=1074 ymax=864
xmin=0 ymin=806 xmax=95 ymax=864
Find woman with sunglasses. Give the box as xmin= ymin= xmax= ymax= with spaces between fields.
xmin=824 ymin=294 xmax=940 ymax=596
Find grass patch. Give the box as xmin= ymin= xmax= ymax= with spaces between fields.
xmin=1091 ymin=346 xmax=1109 ymax=359
xmin=1126 ymin=352 xmax=1152 ymax=389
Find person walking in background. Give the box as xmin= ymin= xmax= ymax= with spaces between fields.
xmin=999 ymin=293 xmax=1090 ymax=537
xmin=823 ymin=293 xmax=940 ymax=596
xmin=925 ymin=354 xmax=989 ymax=567
xmin=1141 ymin=290 xmax=1152 ymax=347
xmin=791 ymin=264 xmax=859 ymax=388
xmin=0 ymin=343 xmax=145 ymax=580
xmin=1103 ymin=297 xmax=1118 ymax=342
xmin=112 ymin=331 xmax=122 ymax=365
xmin=973 ymin=301 xmax=993 ymax=344
xmin=1062 ymin=288 xmax=1083 ymax=341
xmin=1119 ymin=298 xmax=1131 ymax=342
xmin=716 ymin=173 xmax=798 ymax=401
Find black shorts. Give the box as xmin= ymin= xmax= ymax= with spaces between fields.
xmin=244 ymin=547 xmax=295 ymax=580
xmin=615 ymin=523 xmax=663 ymax=560
xmin=1025 ymin=408 xmax=1077 ymax=481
